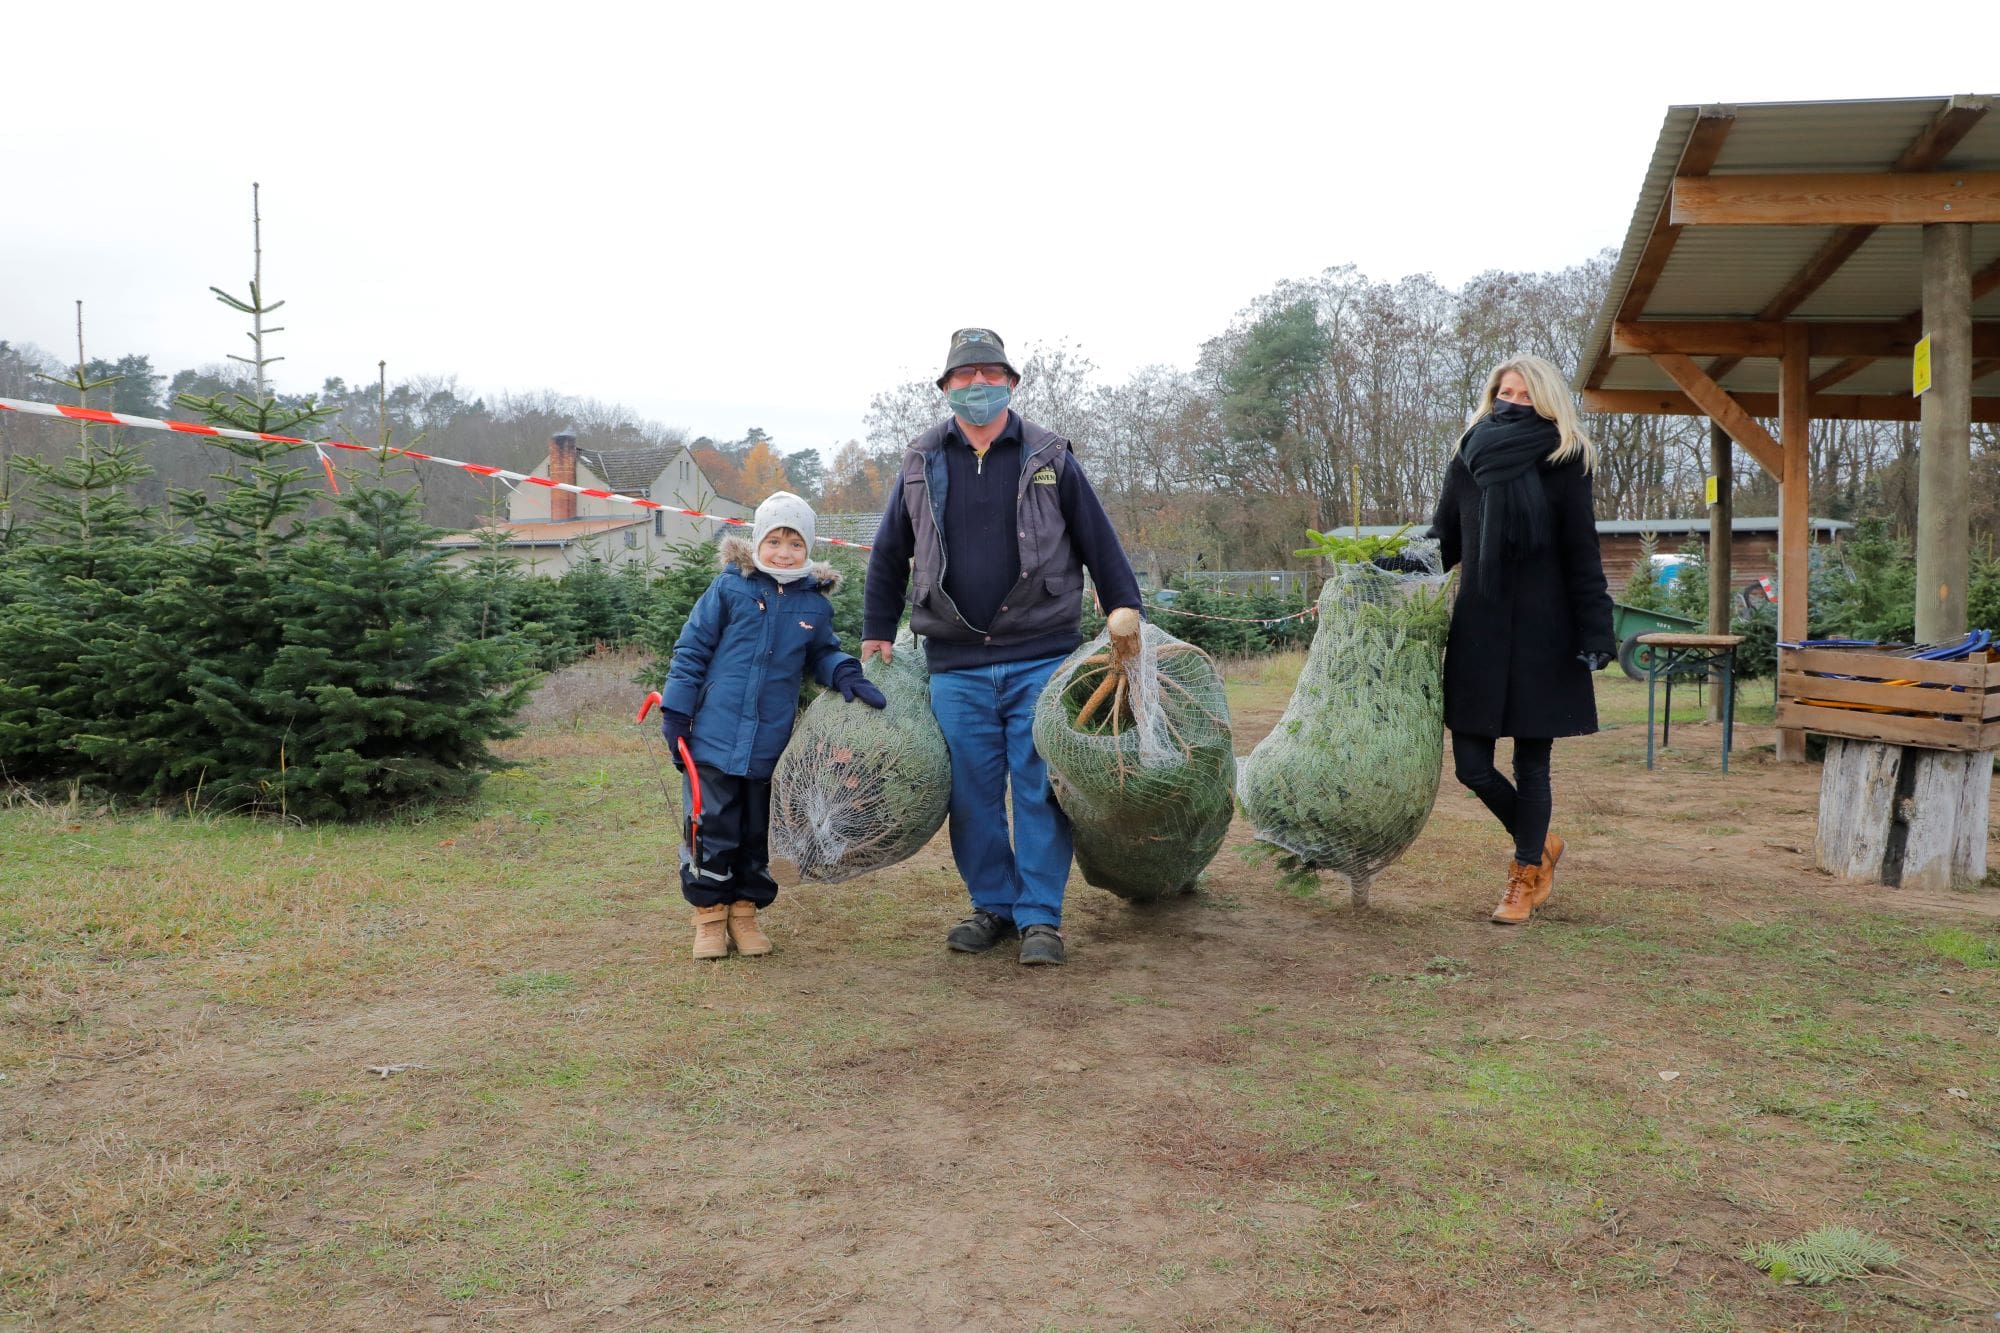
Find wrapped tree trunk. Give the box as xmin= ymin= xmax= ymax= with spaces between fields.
xmin=1034 ymin=609 xmax=1236 ymax=900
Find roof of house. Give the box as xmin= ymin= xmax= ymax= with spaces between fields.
xmin=577 ymin=446 xmax=681 ymax=496
xmin=433 ymin=516 xmax=648 ymax=549
xmin=815 ymin=512 xmax=884 ymax=543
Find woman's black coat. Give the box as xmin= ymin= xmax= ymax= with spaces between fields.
xmin=1428 ymin=450 xmax=1616 ymax=740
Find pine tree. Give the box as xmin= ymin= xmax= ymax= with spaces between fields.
xmin=73 ymin=186 xmax=337 ymax=805
xmin=0 ymin=305 xmax=160 ymax=784
xmin=258 ymin=477 xmax=533 ymax=819
xmin=69 ymin=186 xmax=535 ymax=816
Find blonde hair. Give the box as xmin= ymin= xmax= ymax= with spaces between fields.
xmin=1470 ymin=354 xmax=1597 ymax=472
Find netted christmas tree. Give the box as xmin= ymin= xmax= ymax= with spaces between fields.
xmin=1033 ymin=610 xmax=1236 ymax=900
xmin=769 ymin=632 xmax=951 ymax=882
xmin=1238 ymin=536 xmax=1453 ymax=904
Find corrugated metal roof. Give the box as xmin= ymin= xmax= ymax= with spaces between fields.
xmin=1594 ymin=516 xmax=1851 ymax=535
xmin=1577 ymin=94 xmax=2000 ymax=405
xmin=1339 ymin=518 xmax=1851 ymax=538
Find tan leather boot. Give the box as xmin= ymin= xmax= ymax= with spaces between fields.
xmin=726 ymin=901 xmax=772 ymax=957
xmin=691 ymin=905 xmax=730 ymax=960
xmin=1491 ymin=861 xmax=1538 ymax=925
xmin=1530 ymin=832 xmax=1565 ymax=910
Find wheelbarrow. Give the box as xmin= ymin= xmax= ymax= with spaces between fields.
xmin=1611 ymin=602 xmax=1702 ymax=680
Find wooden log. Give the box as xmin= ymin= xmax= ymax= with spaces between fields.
xmin=1902 ymin=749 xmax=1992 ymax=892
xmin=1948 ymin=753 xmax=1994 ymax=887
xmin=1815 ymin=737 xmax=1993 ymax=889
xmin=1815 ymin=738 xmax=1903 ymax=880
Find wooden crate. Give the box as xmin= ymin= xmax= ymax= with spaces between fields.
xmin=1777 ymin=646 xmax=2000 ymax=752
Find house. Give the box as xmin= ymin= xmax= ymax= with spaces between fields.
xmin=435 ymin=431 xmax=753 ymax=576
xmin=1591 ymin=516 xmax=1852 ymax=597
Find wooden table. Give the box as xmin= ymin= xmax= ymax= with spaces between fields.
xmin=1636 ymin=632 xmax=1746 ymax=772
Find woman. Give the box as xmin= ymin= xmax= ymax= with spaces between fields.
xmin=1428 ymin=354 xmax=1614 ymax=924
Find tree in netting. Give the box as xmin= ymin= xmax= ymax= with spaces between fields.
xmin=1033 ymin=610 xmax=1235 ymax=900
xmin=1238 ymin=540 xmax=1453 ymax=904
xmin=769 ymin=634 xmax=950 ymax=883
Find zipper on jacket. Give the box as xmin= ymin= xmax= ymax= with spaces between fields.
xmin=924 ymin=433 xmax=1061 ymax=639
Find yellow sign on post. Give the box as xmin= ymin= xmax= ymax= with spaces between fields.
xmin=1913 ymin=335 xmax=1932 ymax=396
xmin=1704 ymin=475 xmax=1719 ymax=506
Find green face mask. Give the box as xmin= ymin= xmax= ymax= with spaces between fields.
xmin=947 ymin=383 xmax=1011 ymax=427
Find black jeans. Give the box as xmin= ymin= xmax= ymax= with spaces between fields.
xmin=1450 ymin=732 xmax=1554 ymax=867
xmin=679 ymin=765 xmax=779 ymax=908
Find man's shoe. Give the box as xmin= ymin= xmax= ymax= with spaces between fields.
xmin=691 ymin=904 xmax=731 ymax=960
xmin=726 ymin=901 xmax=772 ymax=957
xmin=1491 ymin=862 xmax=1538 ymax=926
xmin=1530 ymin=832 xmax=1565 ymax=910
xmin=946 ymin=909 xmax=1016 ymax=954
xmin=1018 ymin=925 xmax=1066 ymax=966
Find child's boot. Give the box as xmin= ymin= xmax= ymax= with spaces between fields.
xmin=727 ymin=901 xmax=772 ymax=956
xmin=691 ymin=904 xmax=730 ymax=960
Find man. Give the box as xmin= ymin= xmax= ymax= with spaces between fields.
xmin=862 ymin=328 xmax=1143 ymax=967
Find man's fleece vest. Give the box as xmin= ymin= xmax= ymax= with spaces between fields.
xmin=897 ymin=418 xmax=1081 ymax=648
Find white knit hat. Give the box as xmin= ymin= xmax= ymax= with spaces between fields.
xmin=750 ymin=491 xmax=816 ymax=583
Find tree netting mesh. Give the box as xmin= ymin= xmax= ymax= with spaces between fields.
xmin=1237 ymin=546 xmax=1453 ymax=904
xmin=770 ymin=634 xmax=950 ymax=883
xmin=1033 ymin=621 xmax=1236 ymax=900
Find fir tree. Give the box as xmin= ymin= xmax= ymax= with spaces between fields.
xmin=0 ymin=305 xmax=160 ymax=783
xmin=259 ymin=477 xmax=533 ymax=819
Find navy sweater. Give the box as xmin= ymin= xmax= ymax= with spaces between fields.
xmin=863 ymin=412 xmax=1143 ymax=672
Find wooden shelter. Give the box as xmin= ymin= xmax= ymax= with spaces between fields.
xmin=1575 ymin=93 xmax=2000 ymax=762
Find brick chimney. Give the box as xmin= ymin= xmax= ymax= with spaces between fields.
xmin=549 ymin=430 xmax=578 ymax=522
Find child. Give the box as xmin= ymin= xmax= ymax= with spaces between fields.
xmin=658 ymin=492 xmax=886 ymax=959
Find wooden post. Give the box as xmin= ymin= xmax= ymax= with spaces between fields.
xmin=1775 ymin=324 xmax=1811 ymax=763
xmin=1706 ymin=419 xmax=1733 ymax=723
xmin=1915 ymin=222 xmax=1973 ymax=643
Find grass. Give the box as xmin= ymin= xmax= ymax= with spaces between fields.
xmin=1592 ymin=668 xmax=1778 ymax=728
xmin=3 ymin=648 xmax=1999 ymax=1326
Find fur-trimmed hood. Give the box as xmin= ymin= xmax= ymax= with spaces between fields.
xmin=719 ymin=534 xmax=842 ymax=592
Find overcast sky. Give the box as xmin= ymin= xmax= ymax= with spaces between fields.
xmin=5 ymin=1 xmax=1996 ymax=455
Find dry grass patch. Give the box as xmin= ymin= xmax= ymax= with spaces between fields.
xmin=5 ymin=653 xmax=2000 ymax=1327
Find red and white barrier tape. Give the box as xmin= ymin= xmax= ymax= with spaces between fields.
xmin=1 ymin=395 xmax=1328 ymax=627
xmin=0 ymin=395 xmax=877 ymax=552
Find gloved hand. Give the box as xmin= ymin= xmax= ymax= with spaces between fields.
xmin=1370 ymin=552 xmax=1429 ymax=574
xmin=660 ymin=708 xmax=694 ymax=768
xmin=832 ymin=660 xmax=887 ymax=709
xmin=1578 ymin=651 xmax=1612 ymax=672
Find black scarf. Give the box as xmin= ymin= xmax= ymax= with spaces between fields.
xmin=1459 ymin=411 xmax=1560 ymax=592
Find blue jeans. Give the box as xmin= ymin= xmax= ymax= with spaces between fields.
xmin=927 ymin=654 xmax=1074 ymax=930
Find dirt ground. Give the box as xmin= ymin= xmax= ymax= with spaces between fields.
xmin=5 ymin=660 xmax=2000 ymax=1330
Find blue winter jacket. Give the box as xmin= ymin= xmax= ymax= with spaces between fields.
xmin=661 ymin=536 xmax=856 ymax=779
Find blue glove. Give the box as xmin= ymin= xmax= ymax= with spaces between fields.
xmin=659 ymin=708 xmax=693 ymax=768
xmin=832 ymin=660 xmax=887 ymax=710
xmin=1578 ymin=652 xmax=1612 ymax=672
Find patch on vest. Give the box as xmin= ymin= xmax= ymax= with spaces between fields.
xmin=1031 ymin=467 xmax=1058 ymax=485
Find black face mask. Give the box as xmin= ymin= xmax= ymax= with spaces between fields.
xmin=1491 ymin=400 xmax=1539 ymax=422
